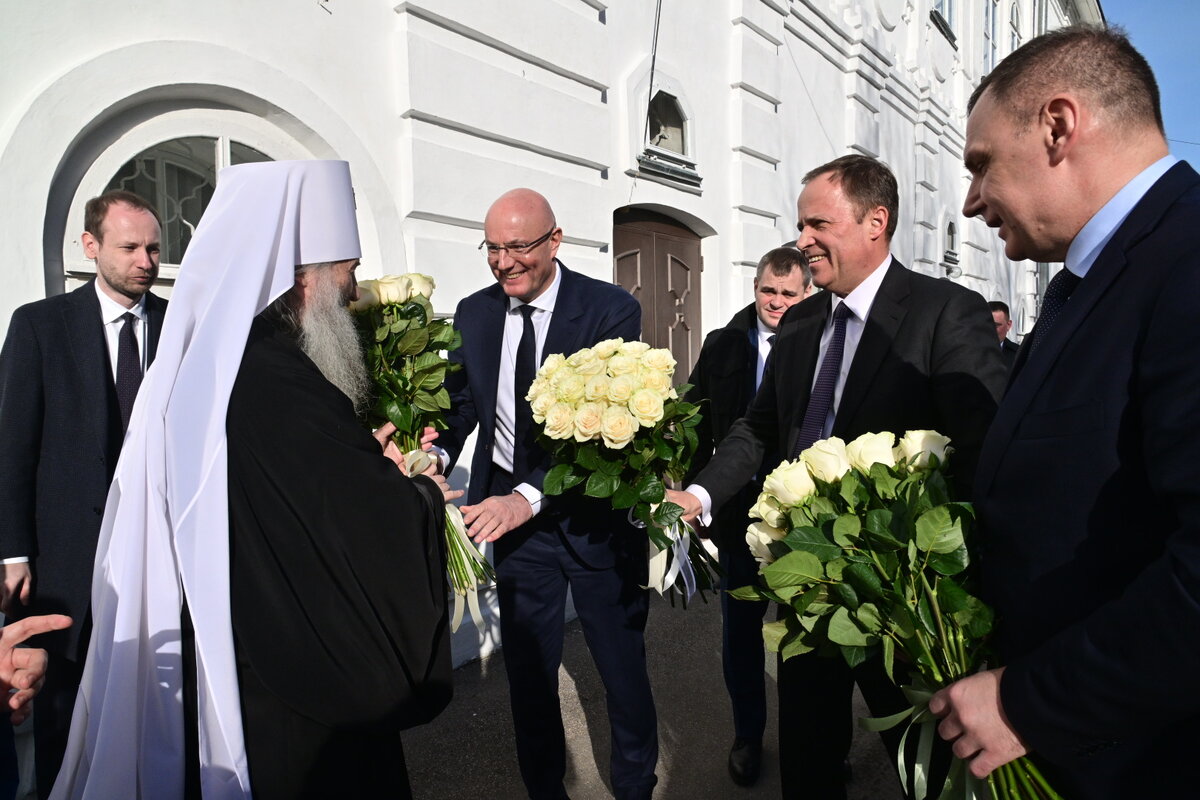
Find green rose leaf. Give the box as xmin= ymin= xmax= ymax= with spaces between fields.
xmin=855 ymin=602 xmax=884 ymax=633
xmin=544 ymin=463 xmax=573 ymax=496
xmin=869 ymin=463 xmax=901 ymax=499
xmin=881 ymin=635 xmax=896 ymax=683
xmin=385 ymin=401 xmax=416 ymax=434
xmin=561 ymin=471 xmax=586 ymax=491
xmin=935 ymin=576 xmax=970 ymax=614
xmin=413 ymin=390 xmax=440 ymax=413
xmin=576 ymin=445 xmax=603 ymax=472
xmin=651 ymin=502 xmax=684 ymax=529
xmin=843 ymin=561 xmax=884 ymax=601
xmin=584 ymin=471 xmax=620 ymax=498
xmin=929 ymin=544 xmax=970 ymax=576
xmin=828 ymin=606 xmax=872 ymax=646
xmin=761 ymin=550 xmax=824 ymax=590
xmin=612 ymin=481 xmax=639 ymax=509
xmin=955 ymin=595 xmax=995 ymax=640
xmin=841 ymin=645 xmax=872 ymax=669
xmin=728 ymin=585 xmax=764 ymax=602
xmin=784 ymin=526 xmax=842 ymax=562
xmin=396 ymin=326 xmax=430 ymax=355
xmin=832 ymin=514 xmax=862 ymax=546
xmin=915 ymin=506 xmax=964 ymax=554
xmin=863 ymin=508 xmax=903 ymax=549
xmin=762 ymin=620 xmax=789 ymax=653
xmin=831 ymin=582 xmax=860 ymax=610
xmin=636 ymin=474 xmax=665 ymax=504
xmin=780 ymin=633 xmax=815 ymax=661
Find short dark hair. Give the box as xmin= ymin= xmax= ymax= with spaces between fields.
xmin=756 ymin=246 xmax=812 ymax=286
xmin=84 ymin=191 xmax=162 ymax=242
xmin=969 ymin=25 xmax=1163 ymax=134
xmin=802 ymin=155 xmax=899 ymax=239
xmin=988 ymin=300 xmax=1011 ymax=318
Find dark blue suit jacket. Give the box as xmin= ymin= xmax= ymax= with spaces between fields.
xmin=0 ymin=281 xmax=166 ymax=660
xmin=441 ymin=262 xmax=641 ymax=543
xmin=977 ymin=161 xmax=1200 ymax=797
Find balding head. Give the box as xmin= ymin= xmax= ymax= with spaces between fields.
xmin=481 ymin=188 xmax=562 ymax=303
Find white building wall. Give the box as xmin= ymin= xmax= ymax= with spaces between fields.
xmin=0 ymin=0 xmax=1102 ymax=664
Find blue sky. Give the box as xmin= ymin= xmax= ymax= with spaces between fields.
xmin=1101 ymin=0 xmax=1200 ymax=163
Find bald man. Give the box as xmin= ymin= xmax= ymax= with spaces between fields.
xmin=438 ymin=189 xmax=657 ymax=799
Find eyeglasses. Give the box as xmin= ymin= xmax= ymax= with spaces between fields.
xmin=478 ymin=227 xmax=558 ymax=257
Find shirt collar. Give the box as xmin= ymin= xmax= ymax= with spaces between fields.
xmin=833 ymin=254 xmax=892 ymax=323
xmin=94 ymin=279 xmax=146 ymax=325
xmin=755 ymin=317 xmax=774 ymax=341
xmin=1066 ymin=155 xmax=1178 ymax=279
xmin=508 ymin=259 xmax=563 ymax=315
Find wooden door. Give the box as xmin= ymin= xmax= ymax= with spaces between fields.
xmin=612 ymin=208 xmax=703 ymax=373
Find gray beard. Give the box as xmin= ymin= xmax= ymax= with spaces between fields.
xmin=297 ymin=270 xmax=371 ymax=414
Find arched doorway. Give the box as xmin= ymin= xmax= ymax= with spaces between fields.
xmin=612 ymin=208 xmax=703 ymax=372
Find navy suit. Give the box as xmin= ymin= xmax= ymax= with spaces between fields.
xmin=0 ymin=280 xmax=166 ymax=796
xmin=685 ymin=303 xmax=771 ymax=744
xmin=441 ymin=263 xmax=657 ymax=800
xmin=977 ymin=161 xmax=1200 ymax=797
xmin=999 ymin=337 xmax=1019 ymax=367
xmin=694 ymin=261 xmax=1006 ymax=797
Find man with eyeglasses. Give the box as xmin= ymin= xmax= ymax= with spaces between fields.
xmin=438 ymin=188 xmax=657 ymax=800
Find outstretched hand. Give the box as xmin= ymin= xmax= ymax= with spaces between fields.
xmin=0 ymin=613 xmax=71 ymax=724
xmin=462 ymin=494 xmax=533 ymax=544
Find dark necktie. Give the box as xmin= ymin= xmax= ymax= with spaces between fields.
xmin=791 ymin=302 xmax=851 ymax=458
xmin=755 ymin=334 xmax=777 ymax=393
xmin=1028 ymin=268 xmax=1082 ymax=354
xmin=115 ymin=312 xmax=143 ymax=431
xmin=512 ymin=305 xmax=537 ymax=477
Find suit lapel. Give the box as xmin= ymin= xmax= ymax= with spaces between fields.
xmin=975 ymin=162 xmax=1200 ymax=498
xmin=544 ymin=262 xmax=585 ymax=360
xmin=834 ymin=261 xmax=909 ymax=434
xmin=475 ymin=286 xmax=507 ymax=436
xmin=778 ymin=294 xmax=828 ymax=448
xmin=63 ymin=282 xmax=114 ymax=457
xmin=145 ymin=292 xmax=167 ymax=363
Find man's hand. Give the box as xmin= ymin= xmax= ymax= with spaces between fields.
xmin=425 ymin=473 xmax=464 ymax=505
xmin=462 ymin=493 xmax=533 ymax=544
xmin=0 ymin=563 xmax=32 ymax=616
xmin=665 ymin=488 xmax=703 ymax=525
xmin=0 ymin=613 xmax=71 ymax=724
xmin=928 ymin=667 xmax=1028 ymax=779
xmin=420 ymin=425 xmax=439 ymax=451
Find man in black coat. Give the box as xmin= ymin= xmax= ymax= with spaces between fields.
xmin=670 ymin=155 xmax=1006 ymax=798
xmin=989 ymin=300 xmax=1020 ymax=367
xmin=0 ymin=191 xmax=166 ymax=797
xmin=685 ymin=246 xmax=811 ymax=787
xmin=930 ymin=27 xmax=1200 ymax=799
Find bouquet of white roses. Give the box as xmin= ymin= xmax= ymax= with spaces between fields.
xmin=527 ymin=338 xmax=718 ymax=600
xmin=351 ymin=274 xmax=495 ymax=631
xmin=735 ymin=431 xmax=1060 ymax=800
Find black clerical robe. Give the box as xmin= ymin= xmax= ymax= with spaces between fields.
xmin=226 ymin=315 xmax=451 ymax=798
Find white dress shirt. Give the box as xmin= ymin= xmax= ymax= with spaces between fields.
xmin=492 ymin=264 xmax=564 ymax=515
xmin=95 ymin=279 xmax=150 ymax=380
xmin=754 ymin=318 xmax=774 ymax=392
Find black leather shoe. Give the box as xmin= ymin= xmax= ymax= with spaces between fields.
xmin=728 ymin=738 xmax=763 ymax=787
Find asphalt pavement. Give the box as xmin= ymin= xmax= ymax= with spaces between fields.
xmin=404 ymin=592 xmax=905 ymax=800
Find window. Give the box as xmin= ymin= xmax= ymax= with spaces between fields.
xmin=944 ymin=221 xmax=960 ymax=266
xmin=106 ymin=137 xmax=270 ymax=265
xmin=932 ymin=0 xmax=957 ymax=45
xmin=636 ymin=90 xmax=701 ymax=188
xmin=983 ymin=0 xmax=1000 ymax=73
xmin=1009 ymin=2 xmax=1023 ymax=52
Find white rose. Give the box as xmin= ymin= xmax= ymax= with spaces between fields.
xmin=536 ymin=354 xmax=565 ymax=382
xmin=606 ymin=354 xmax=639 ymax=377
xmin=895 ymin=430 xmax=953 ymax=469
xmin=762 ymin=460 xmax=817 ymax=506
xmin=606 ymin=374 xmax=639 ymax=405
xmin=525 ymin=376 xmax=551 ymax=403
xmin=638 ymin=369 xmax=673 ymax=397
xmin=374 ymin=274 xmax=413 ymax=305
xmin=543 ymin=402 xmax=576 ymax=440
xmin=846 ymin=431 xmax=897 ymax=472
xmin=618 ymin=341 xmax=652 ymax=356
xmin=573 ymin=402 xmax=605 ymax=442
xmin=628 ymin=388 xmax=665 ymax=428
xmin=746 ymin=521 xmax=786 ymax=566
xmin=530 ymin=391 xmax=556 ymax=423
xmin=600 ymin=406 xmax=638 ymax=449
xmin=554 ymin=373 xmax=586 ymax=404
xmin=749 ymin=492 xmax=787 ymax=528
xmin=566 ymin=348 xmax=605 ymax=376
xmin=800 ymin=437 xmax=851 ymax=483
xmin=640 ymin=348 xmax=676 ymax=374
xmin=593 ymin=338 xmax=623 ymax=359
xmin=583 ymin=374 xmax=611 ymax=402
xmin=348 ymin=279 xmax=380 ymax=311
xmin=406 ymin=273 xmax=436 ymax=300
